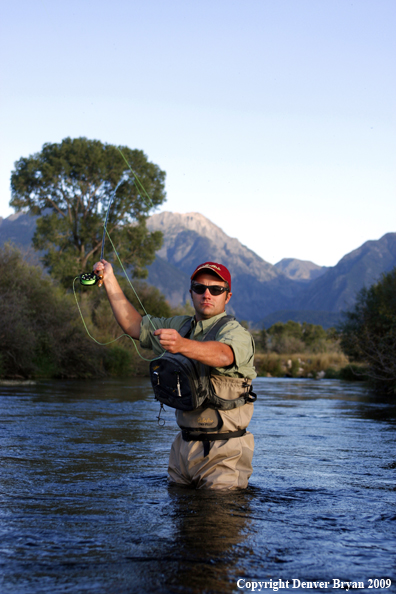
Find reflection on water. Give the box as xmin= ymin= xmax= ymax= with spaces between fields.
xmin=0 ymin=378 xmax=395 ymax=593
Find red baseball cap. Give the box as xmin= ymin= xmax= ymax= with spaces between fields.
xmin=190 ymin=262 xmax=231 ymax=290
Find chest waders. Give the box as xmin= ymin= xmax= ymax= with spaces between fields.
xmin=149 ymin=315 xmax=257 ymax=456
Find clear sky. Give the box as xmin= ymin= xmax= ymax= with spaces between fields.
xmin=0 ymin=0 xmax=394 ymax=266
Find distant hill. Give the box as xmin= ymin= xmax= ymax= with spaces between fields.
xmin=0 ymin=212 xmax=36 ymax=248
xmin=0 ymin=212 xmax=40 ymax=264
xmin=1 ymin=210 xmax=395 ymax=328
xmin=274 ymin=258 xmax=328 ymax=282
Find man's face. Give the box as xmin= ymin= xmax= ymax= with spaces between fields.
xmin=190 ymin=272 xmax=232 ymax=321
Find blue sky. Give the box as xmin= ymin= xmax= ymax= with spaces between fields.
xmin=0 ymin=0 xmax=394 ymax=266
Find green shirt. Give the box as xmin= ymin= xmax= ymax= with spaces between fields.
xmin=139 ymin=311 xmax=257 ymax=379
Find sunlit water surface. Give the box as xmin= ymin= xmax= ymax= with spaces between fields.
xmin=0 ymin=378 xmax=395 ymax=594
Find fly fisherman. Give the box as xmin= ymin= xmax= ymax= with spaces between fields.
xmin=93 ymin=259 xmax=257 ymax=489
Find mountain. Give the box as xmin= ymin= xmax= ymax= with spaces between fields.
xmin=296 ymin=233 xmax=396 ymax=313
xmin=0 ymin=212 xmax=36 ymax=248
xmin=147 ymin=212 xmax=396 ymax=325
xmin=1 ymin=210 xmax=395 ymax=328
xmin=146 ymin=212 xmax=303 ymax=321
xmin=274 ymin=258 xmax=328 ymax=282
xmin=0 ymin=212 xmax=41 ymax=264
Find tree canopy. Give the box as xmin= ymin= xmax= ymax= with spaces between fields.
xmin=10 ymin=137 xmax=166 ymax=286
xmin=340 ymin=268 xmax=396 ymax=395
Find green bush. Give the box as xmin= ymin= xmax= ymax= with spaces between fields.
xmin=0 ymin=244 xmax=102 ymax=378
xmin=261 ymin=320 xmax=341 ymax=355
xmin=104 ymin=345 xmax=134 ymax=376
xmin=338 ymin=364 xmax=368 ymax=382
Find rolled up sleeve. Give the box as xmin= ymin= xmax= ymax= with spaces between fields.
xmin=214 ymin=321 xmax=257 ymax=379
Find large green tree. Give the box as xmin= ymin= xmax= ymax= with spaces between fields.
xmin=10 ymin=137 xmax=166 ymax=286
xmin=340 ymin=268 xmax=396 ymax=395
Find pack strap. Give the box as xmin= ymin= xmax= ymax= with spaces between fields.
xmin=178 ymin=314 xmax=235 ymax=341
xmin=181 ymin=428 xmax=247 ymax=457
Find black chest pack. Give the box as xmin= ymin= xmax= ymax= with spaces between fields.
xmin=149 ymin=315 xmax=257 ymax=412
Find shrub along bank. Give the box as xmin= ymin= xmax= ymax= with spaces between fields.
xmin=251 ymin=321 xmax=365 ymax=380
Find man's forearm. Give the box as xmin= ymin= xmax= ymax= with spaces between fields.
xmin=103 ymin=274 xmax=142 ymax=339
xmin=180 ymin=339 xmax=234 ymax=367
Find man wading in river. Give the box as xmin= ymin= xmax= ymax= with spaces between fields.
xmin=93 ymin=259 xmax=257 ymax=489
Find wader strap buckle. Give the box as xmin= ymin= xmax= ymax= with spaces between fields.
xmin=246 ymin=385 xmax=257 ymax=403
xmin=181 ymin=429 xmax=247 ymax=457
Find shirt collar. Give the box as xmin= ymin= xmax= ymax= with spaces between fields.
xmin=191 ymin=311 xmax=227 ymax=336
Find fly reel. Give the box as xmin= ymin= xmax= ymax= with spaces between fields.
xmin=79 ymin=271 xmax=104 ymax=287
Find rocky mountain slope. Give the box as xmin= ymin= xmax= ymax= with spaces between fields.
xmin=295 ymin=232 xmax=396 ymax=313
xmin=146 ymin=212 xmax=303 ymax=321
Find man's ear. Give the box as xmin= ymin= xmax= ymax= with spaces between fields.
xmin=225 ymin=291 xmax=232 ymax=305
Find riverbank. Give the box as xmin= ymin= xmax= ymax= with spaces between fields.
xmin=0 ymin=351 xmax=366 ymax=383
xmin=254 ymin=352 xmax=367 ymax=381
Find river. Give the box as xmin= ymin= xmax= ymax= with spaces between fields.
xmin=0 ymin=378 xmax=395 ymax=594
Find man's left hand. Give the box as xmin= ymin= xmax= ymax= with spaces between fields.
xmin=153 ymin=329 xmax=186 ymax=354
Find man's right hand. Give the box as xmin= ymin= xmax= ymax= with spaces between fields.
xmin=93 ymin=259 xmax=114 ymax=282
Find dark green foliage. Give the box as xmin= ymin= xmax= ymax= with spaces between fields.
xmin=10 ymin=137 xmax=166 ymax=287
xmin=263 ymin=320 xmax=338 ymax=354
xmin=125 ymin=281 xmax=172 ymax=319
xmin=340 ymin=268 xmax=396 ymax=395
xmin=338 ymin=364 xmax=369 ymax=382
xmin=103 ymin=345 xmax=134 ymax=377
xmin=0 ymin=244 xmax=102 ymax=378
xmin=324 ymin=365 xmax=368 ymax=381
xmin=258 ymin=327 xmax=269 ymax=351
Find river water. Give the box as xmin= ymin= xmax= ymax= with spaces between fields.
xmin=0 ymin=378 xmax=395 ymax=594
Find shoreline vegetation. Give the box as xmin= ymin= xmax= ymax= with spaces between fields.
xmin=250 ymin=323 xmax=367 ymax=381
xmin=0 ymin=244 xmax=365 ymax=383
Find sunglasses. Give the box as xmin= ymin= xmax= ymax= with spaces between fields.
xmin=191 ymin=282 xmax=229 ymax=296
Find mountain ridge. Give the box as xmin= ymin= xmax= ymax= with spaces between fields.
xmin=1 ymin=210 xmax=395 ymax=327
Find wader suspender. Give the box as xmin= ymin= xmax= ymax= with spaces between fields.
xmin=180 ymin=314 xmax=251 ymax=457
